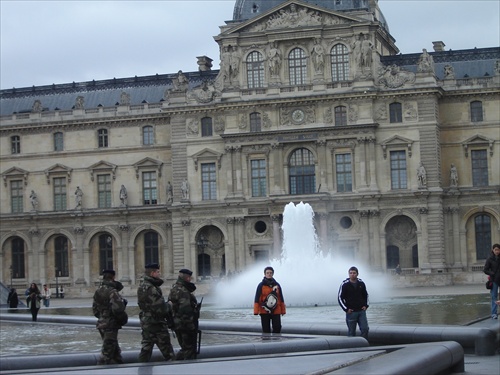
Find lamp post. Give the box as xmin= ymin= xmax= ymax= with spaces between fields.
xmin=55 ymin=267 xmax=59 ymax=298
xmin=197 ymin=234 xmax=209 ymax=279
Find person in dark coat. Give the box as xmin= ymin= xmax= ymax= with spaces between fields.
xmin=92 ymin=269 xmax=128 ymax=365
xmin=26 ymin=283 xmax=42 ymax=321
xmin=483 ymin=243 xmax=500 ymax=319
xmin=253 ymin=266 xmax=286 ymax=333
xmin=338 ymin=266 xmax=369 ymax=339
xmin=7 ymin=288 xmax=19 ymax=308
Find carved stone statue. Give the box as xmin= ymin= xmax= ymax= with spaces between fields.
xmin=32 ymin=100 xmax=43 ymax=113
xmin=311 ymin=38 xmax=325 ymax=74
xmin=220 ymin=45 xmax=240 ymax=86
xmin=181 ymin=179 xmax=189 ymax=200
xmin=119 ymin=185 xmax=127 ymax=207
xmin=444 ymin=64 xmax=455 ymax=79
xmin=29 ymin=190 xmax=38 ymax=211
xmin=417 ymin=49 xmax=435 ymax=73
xmin=360 ymin=34 xmax=374 ymax=68
xmin=450 ymin=164 xmax=458 ymax=187
xmin=267 ymin=41 xmax=281 ymax=76
xmin=74 ymin=96 xmax=85 ymax=109
xmin=74 ymin=186 xmax=83 ymax=209
xmin=120 ymin=91 xmax=131 ymax=105
xmin=172 ymin=70 xmax=189 ymax=92
xmin=167 ymin=181 xmax=173 ymax=203
xmin=417 ymin=162 xmax=427 ymax=188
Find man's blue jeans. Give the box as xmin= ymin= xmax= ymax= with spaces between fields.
xmin=346 ymin=310 xmax=369 ymax=339
xmin=491 ymin=282 xmax=499 ymax=316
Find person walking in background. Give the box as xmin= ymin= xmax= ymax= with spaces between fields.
xmin=483 ymin=243 xmax=500 ymax=319
xmin=27 ymin=283 xmax=42 ymax=321
xmin=41 ymin=284 xmax=51 ymax=307
xmin=92 ymin=269 xmax=128 ymax=365
xmin=338 ymin=266 xmax=370 ymax=339
xmin=168 ymin=269 xmax=199 ymax=360
xmin=253 ymin=266 xmax=286 ymax=334
xmin=7 ymin=288 xmax=19 ymax=308
xmin=137 ymin=263 xmax=175 ymax=362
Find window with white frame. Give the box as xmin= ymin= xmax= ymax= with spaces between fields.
xmin=142 ymin=171 xmax=157 ymax=205
xmin=390 ymin=150 xmax=407 ymax=189
xmin=201 ymin=162 xmax=217 ymax=200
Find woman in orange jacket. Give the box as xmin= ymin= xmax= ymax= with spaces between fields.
xmin=253 ymin=266 xmax=286 ymax=333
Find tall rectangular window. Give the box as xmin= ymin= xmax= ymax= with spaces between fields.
xmin=142 ymin=172 xmax=157 ymax=205
xmin=475 ymin=214 xmax=491 ymax=259
xmin=247 ymin=51 xmax=264 ymax=88
xmin=54 ymin=132 xmax=64 ymax=151
xmin=251 ymin=159 xmax=267 ymax=197
xmin=390 ymin=151 xmax=407 ymax=189
xmin=201 ymin=117 xmax=213 ymax=137
xmin=98 ymin=128 xmax=108 ymax=148
xmin=97 ymin=174 xmax=112 ymax=208
xmin=144 ymin=232 xmax=159 ymax=266
xmin=250 ymin=112 xmax=261 ymax=132
xmin=10 ymin=180 xmax=23 ymax=213
xmin=12 ymin=237 xmax=25 ymax=279
xmin=334 ymin=106 xmax=347 ymax=126
xmin=143 ymin=126 xmax=154 ymax=145
xmin=53 ymin=177 xmax=67 ymax=210
xmin=471 ymin=150 xmax=488 ymax=186
xmin=336 ymin=154 xmax=352 ymax=192
xmin=55 ymin=236 xmax=69 ymax=277
xmin=389 ymin=103 xmax=402 ymax=123
xmin=470 ymin=101 xmax=483 ymax=122
xmin=11 ymin=135 xmax=21 ymax=154
xmin=289 ymin=48 xmax=307 ymax=85
xmin=331 ymin=44 xmax=349 ymax=81
xmin=201 ymin=163 xmax=217 ymax=200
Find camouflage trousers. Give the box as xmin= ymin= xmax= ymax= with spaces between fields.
xmin=98 ymin=329 xmax=123 ymax=364
xmin=138 ymin=325 xmax=175 ymax=362
xmin=175 ymin=329 xmax=198 ymax=360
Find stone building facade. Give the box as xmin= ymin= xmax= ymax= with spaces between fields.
xmin=1 ymin=0 xmax=499 ymax=295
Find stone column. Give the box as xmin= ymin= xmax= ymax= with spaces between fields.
xmin=29 ymin=228 xmax=41 ymax=284
xmin=272 ymin=215 xmax=282 ymax=259
xmin=317 ymin=212 xmax=328 ymax=251
xmin=165 ymin=222 xmax=174 ymax=279
xmin=316 ymin=140 xmax=327 ymax=192
xmin=370 ymin=210 xmax=382 ymax=271
xmin=226 ymin=218 xmax=236 ymax=273
xmin=119 ymin=224 xmax=131 ymax=284
xmin=235 ymin=217 xmax=246 ymax=271
xmin=271 ymin=143 xmax=285 ymax=195
xmin=357 ymin=138 xmax=368 ymax=190
xmin=418 ymin=208 xmax=430 ymax=271
xmin=367 ymin=137 xmax=379 ymax=191
xmin=359 ymin=210 xmax=370 ymax=261
xmin=73 ymin=226 xmax=86 ymax=286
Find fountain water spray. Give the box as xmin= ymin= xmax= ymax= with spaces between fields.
xmin=215 ymin=202 xmax=389 ymax=307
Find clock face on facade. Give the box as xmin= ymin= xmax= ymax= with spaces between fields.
xmin=291 ymin=109 xmax=305 ymax=123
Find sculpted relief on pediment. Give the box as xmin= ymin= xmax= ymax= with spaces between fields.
xmin=245 ymin=4 xmax=349 ymax=33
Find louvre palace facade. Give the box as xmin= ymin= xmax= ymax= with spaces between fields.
xmin=1 ymin=0 xmax=499 ymax=295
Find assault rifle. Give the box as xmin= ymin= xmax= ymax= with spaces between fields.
xmin=194 ymin=297 xmax=203 ymax=355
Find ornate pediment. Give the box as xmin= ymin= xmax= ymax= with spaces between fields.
xmin=191 ymin=148 xmax=223 ymax=171
xmin=89 ymin=160 xmax=117 ymax=181
xmin=133 ymin=157 xmax=163 ymax=179
xmin=44 ymin=163 xmax=73 ymax=184
xmin=380 ymin=135 xmax=414 ymax=159
xmin=2 ymin=166 xmax=29 ymax=186
xmin=462 ymin=134 xmax=495 ymax=157
xmin=224 ymin=1 xmax=363 ymax=35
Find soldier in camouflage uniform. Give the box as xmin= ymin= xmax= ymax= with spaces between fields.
xmin=137 ymin=263 xmax=175 ymax=362
xmin=168 ymin=268 xmax=199 ymax=360
xmin=92 ymin=269 xmax=128 ymax=365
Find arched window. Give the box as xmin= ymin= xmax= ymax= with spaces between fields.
xmin=250 ymin=112 xmax=261 ymax=132
xmin=470 ymin=101 xmax=483 ymax=122
xmin=331 ymin=44 xmax=349 ymax=81
xmin=475 ymin=214 xmax=491 ymax=259
xmin=143 ymin=126 xmax=154 ymax=145
xmin=389 ymin=102 xmax=402 ymax=123
xmin=144 ymin=232 xmax=159 ymax=266
xmin=246 ymin=51 xmax=264 ymax=88
xmin=288 ymin=48 xmax=307 ymax=85
xmin=99 ymin=234 xmax=113 ymax=272
xmin=334 ymin=105 xmax=347 ymax=126
xmin=55 ymin=236 xmax=69 ymax=277
xmin=289 ymin=148 xmax=316 ymax=194
xmin=11 ymin=237 xmax=25 ymax=279
xmin=201 ymin=117 xmax=213 ymax=137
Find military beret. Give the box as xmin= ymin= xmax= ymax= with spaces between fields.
xmin=145 ymin=263 xmax=160 ymax=270
xmin=179 ymin=268 xmax=193 ymax=276
xmin=102 ymin=269 xmax=116 ymax=275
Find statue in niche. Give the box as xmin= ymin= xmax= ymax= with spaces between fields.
xmin=267 ymin=41 xmax=281 ymax=76
xmin=74 ymin=96 xmax=85 ymax=109
xmin=311 ymin=39 xmax=325 ymax=74
xmin=417 ymin=162 xmax=427 ymax=188
xmin=360 ymin=34 xmax=374 ymax=68
xmin=181 ymin=179 xmax=189 ymax=200
xmin=219 ymin=45 xmax=240 ymax=86
xmin=120 ymin=91 xmax=131 ymax=105
xmin=450 ymin=164 xmax=458 ymax=187
xmin=352 ymin=34 xmax=363 ymax=68
xmin=29 ymin=190 xmax=39 ymax=210
xmin=74 ymin=186 xmax=83 ymax=209
xmin=172 ymin=70 xmax=188 ymax=92
xmin=119 ymin=185 xmax=127 ymax=207
xmin=444 ymin=64 xmax=455 ymax=79
xmin=32 ymin=100 xmax=43 ymax=113
xmin=167 ymin=181 xmax=173 ymax=203
xmin=417 ymin=49 xmax=435 ymax=73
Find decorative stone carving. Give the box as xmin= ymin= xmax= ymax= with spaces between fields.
xmin=374 ymin=104 xmax=388 ymax=120
xmin=119 ymin=224 xmax=129 ymax=231
xmin=166 ymin=181 xmax=173 ymax=204
xmin=171 ymin=70 xmax=189 ymax=92
xmin=311 ymin=38 xmax=325 ymax=74
xmin=74 ymin=186 xmax=83 ymax=210
xmin=450 ymin=164 xmax=459 ymax=187
xmin=32 ymin=100 xmax=43 ymax=113
xmin=267 ymin=41 xmax=282 ymax=77
xmin=377 ymin=65 xmax=416 ymax=88
xmin=444 ymin=64 xmax=455 ymax=79
xmin=119 ymin=91 xmax=131 ymax=105
xmin=214 ymin=117 xmax=225 ymax=133
xmin=181 ymin=179 xmax=189 ymax=200
xmin=73 ymin=226 xmax=84 ymax=234
xmin=119 ymin=185 xmax=127 ymax=207
xmin=404 ymin=103 xmax=418 ymax=121
xmin=417 ymin=49 xmax=435 ymax=73
xmin=190 ymin=80 xmax=217 ymax=103
xmin=217 ymin=45 xmax=241 ymax=88
xmin=417 ymin=162 xmax=427 ymax=188
xmin=29 ymin=190 xmax=38 ymax=211
xmin=74 ymin=96 xmax=85 ymax=109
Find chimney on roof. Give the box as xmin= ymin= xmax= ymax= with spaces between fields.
xmin=197 ymin=56 xmax=213 ymax=72
xmin=432 ymin=41 xmax=446 ymax=52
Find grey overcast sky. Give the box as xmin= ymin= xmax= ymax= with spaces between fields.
xmin=1 ymin=0 xmax=499 ymax=89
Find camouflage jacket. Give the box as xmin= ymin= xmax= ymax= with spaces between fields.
xmin=168 ymin=277 xmax=198 ymax=331
xmin=92 ymin=280 xmax=127 ymax=330
xmin=137 ymin=275 xmax=172 ymax=329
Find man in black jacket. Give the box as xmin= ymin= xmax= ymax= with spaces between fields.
xmin=338 ymin=266 xmax=369 ymax=339
xmin=484 ymin=243 xmax=500 ymax=319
